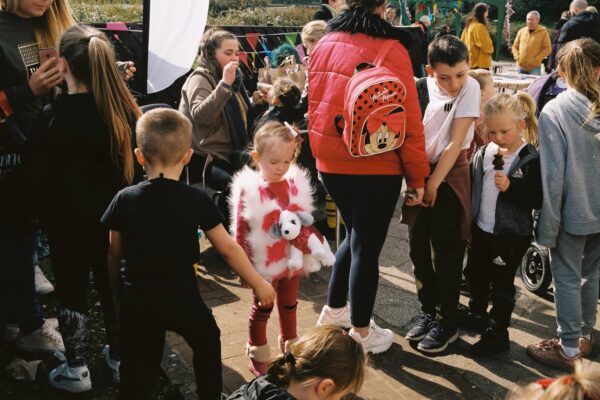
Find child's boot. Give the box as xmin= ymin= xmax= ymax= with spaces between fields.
xmin=457 ymin=304 xmax=489 ymax=334
xmin=246 ymin=343 xmax=271 ymax=377
xmin=470 ymin=322 xmax=509 ymax=357
xmin=278 ymin=335 xmax=299 ymax=353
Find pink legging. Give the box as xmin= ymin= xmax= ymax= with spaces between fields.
xmin=249 ymin=275 xmax=300 ymax=346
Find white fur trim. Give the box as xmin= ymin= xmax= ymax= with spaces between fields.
xmin=246 ymin=342 xmax=271 ymax=362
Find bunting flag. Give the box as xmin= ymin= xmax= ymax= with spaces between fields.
xmin=260 ymin=39 xmax=272 ymax=61
xmin=249 ymin=52 xmax=257 ymax=72
xmin=295 ymin=44 xmax=306 ymax=63
xmin=245 ymin=33 xmax=260 ymax=50
xmin=285 ymin=32 xmax=298 ymax=47
xmin=238 ymin=52 xmax=249 ymax=69
xmin=415 ymin=1 xmax=426 ymax=21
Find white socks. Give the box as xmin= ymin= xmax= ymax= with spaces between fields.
xmin=561 ymin=345 xmax=580 ymax=358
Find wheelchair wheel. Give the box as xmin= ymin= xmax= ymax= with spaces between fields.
xmin=520 ymin=243 xmax=552 ymax=295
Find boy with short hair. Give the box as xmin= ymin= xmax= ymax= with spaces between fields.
xmin=102 ymin=108 xmax=275 ymax=399
xmin=404 ymin=35 xmax=480 ymax=353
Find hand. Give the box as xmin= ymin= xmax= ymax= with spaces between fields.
xmin=253 ymin=279 xmax=275 ymax=307
xmin=123 ymin=61 xmax=136 ymax=81
xmin=495 ymin=172 xmax=510 ymax=192
xmin=222 ymin=61 xmax=239 ymax=86
xmin=404 ymin=187 xmax=424 ymax=206
xmin=422 ymin=181 xmax=439 ymax=208
xmin=29 ymin=58 xmax=62 ymax=97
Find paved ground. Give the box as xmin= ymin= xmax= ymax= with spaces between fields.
xmin=165 ymin=200 xmax=600 ymax=400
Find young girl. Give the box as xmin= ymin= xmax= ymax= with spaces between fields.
xmin=527 ymin=38 xmax=600 ymax=371
xmin=230 ymin=121 xmax=326 ymax=377
xmin=23 ymin=25 xmax=141 ymax=392
xmin=463 ymin=92 xmax=542 ymax=357
xmin=227 ymin=325 xmax=365 ymax=400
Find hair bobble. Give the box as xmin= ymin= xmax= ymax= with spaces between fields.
xmin=284 ymin=122 xmax=298 ymax=138
xmin=283 ymin=351 xmax=296 ymax=365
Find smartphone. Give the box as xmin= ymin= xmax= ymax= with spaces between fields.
xmin=38 ymin=48 xmax=58 ymax=66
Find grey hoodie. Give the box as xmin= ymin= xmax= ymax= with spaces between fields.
xmin=537 ymin=88 xmax=600 ymax=248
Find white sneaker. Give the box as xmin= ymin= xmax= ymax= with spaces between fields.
xmin=5 ymin=318 xmax=58 ymax=343
xmin=317 ymin=304 xmax=352 ymax=329
xmin=349 ymin=320 xmax=395 ymax=354
xmin=35 ymin=265 xmax=54 ymax=295
xmin=49 ymin=362 xmax=92 ymax=393
xmin=16 ymin=319 xmax=64 ymax=353
xmin=102 ymin=345 xmax=120 ymax=383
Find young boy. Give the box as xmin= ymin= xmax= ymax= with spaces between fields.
xmin=101 ymin=109 xmax=275 ymax=399
xmin=404 ymin=35 xmax=480 ymax=353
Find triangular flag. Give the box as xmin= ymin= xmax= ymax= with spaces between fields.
xmin=239 ymin=52 xmax=248 ymax=68
xmin=246 ymin=33 xmax=260 ymax=50
xmin=296 ymin=44 xmax=306 ymax=63
xmin=260 ymin=40 xmax=272 ymax=62
xmin=285 ymin=32 xmax=298 ymax=47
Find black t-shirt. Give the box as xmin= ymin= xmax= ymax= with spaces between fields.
xmin=101 ymin=177 xmax=222 ymax=303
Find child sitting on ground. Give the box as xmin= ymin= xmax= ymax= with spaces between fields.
xmin=102 ymin=108 xmax=275 ymax=399
xmin=227 ymin=325 xmax=365 ymax=400
xmin=461 ymin=92 xmax=542 ymax=357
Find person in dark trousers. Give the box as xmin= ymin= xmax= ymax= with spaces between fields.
xmin=103 ymin=108 xmax=275 ymax=400
xmin=462 ymin=93 xmax=542 ymax=357
xmin=557 ymin=0 xmax=600 ymax=49
xmin=312 ymin=0 xmax=343 ymax=21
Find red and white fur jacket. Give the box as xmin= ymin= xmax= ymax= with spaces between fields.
xmin=229 ymin=165 xmax=327 ymax=281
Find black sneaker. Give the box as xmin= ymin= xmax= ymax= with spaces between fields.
xmin=405 ymin=313 xmax=434 ymax=342
xmin=470 ymin=327 xmax=509 ymax=357
xmin=417 ymin=321 xmax=458 ymax=353
xmin=457 ymin=304 xmax=489 ymax=334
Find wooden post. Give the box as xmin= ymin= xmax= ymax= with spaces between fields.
xmin=490 ymin=0 xmax=506 ymax=61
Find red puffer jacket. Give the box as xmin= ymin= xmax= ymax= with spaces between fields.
xmin=308 ymin=31 xmax=429 ymax=188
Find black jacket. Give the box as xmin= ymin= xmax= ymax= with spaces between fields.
xmin=471 ymin=143 xmax=543 ymax=237
xmin=227 ymin=376 xmax=296 ymax=400
xmin=557 ymin=11 xmax=600 ymax=48
xmin=312 ymin=4 xmax=334 ymax=21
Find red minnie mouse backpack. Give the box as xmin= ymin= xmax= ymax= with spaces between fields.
xmin=335 ymin=40 xmax=408 ymax=157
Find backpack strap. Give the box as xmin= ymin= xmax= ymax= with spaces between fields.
xmin=373 ymin=40 xmax=396 ymax=67
xmin=416 ymin=77 xmax=429 ymax=119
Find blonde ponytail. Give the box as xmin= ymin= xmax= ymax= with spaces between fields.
xmin=515 ymin=92 xmax=538 ymax=147
xmin=60 ymin=25 xmax=141 ymax=184
xmin=483 ymin=92 xmax=539 ymax=147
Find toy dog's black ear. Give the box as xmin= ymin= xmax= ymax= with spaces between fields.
xmin=270 ymin=223 xmax=282 ymax=238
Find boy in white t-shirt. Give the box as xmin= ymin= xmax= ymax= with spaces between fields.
xmin=405 ymin=35 xmax=480 ymax=354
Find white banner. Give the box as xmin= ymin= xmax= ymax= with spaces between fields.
xmin=146 ymin=0 xmax=209 ymax=94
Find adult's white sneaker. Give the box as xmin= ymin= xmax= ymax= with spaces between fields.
xmin=5 ymin=318 xmax=58 ymax=343
xmin=349 ymin=320 xmax=395 ymax=354
xmin=102 ymin=345 xmax=120 ymax=383
xmin=49 ymin=362 xmax=92 ymax=393
xmin=16 ymin=319 xmax=64 ymax=353
xmin=34 ymin=265 xmax=54 ymax=295
xmin=317 ymin=304 xmax=352 ymax=329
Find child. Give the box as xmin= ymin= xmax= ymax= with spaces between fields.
xmin=227 ymin=325 xmax=365 ymax=400
xmin=527 ymin=38 xmax=600 ymax=371
xmin=21 ymin=25 xmax=140 ymax=393
xmin=509 ymin=360 xmax=600 ymax=400
xmin=404 ymin=35 xmax=480 ymax=353
xmin=466 ymin=68 xmax=496 ymax=160
xmin=229 ymin=120 xmax=321 ymax=376
xmin=462 ymin=92 xmax=542 ymax=357
xmin=254 ymin=77 xmax=304 ymax=130
xmin=102 ymin=108 xmax=276 ymax=399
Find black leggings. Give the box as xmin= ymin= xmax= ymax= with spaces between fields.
xmin=321 ymin=173 xmax=402 ymax=327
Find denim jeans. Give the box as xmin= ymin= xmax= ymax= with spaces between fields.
xmin=0 ymin=223 xmax=44 ymax=334
xmin=517 ymin=66 xmax=542 ymax=75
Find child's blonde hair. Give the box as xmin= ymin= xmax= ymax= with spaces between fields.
xmin=468 ymin=68 xmax=493 ymax=91
xmin=509 ymin=360 xmax=600 ymax=400
xmin=267 ymin=325 xmax=365 ymax=395
xmin=558 ymin=38 xmax=600 ymax=122
xmin=483 ymin=92 xmax=538 ymax=147
xmin=272 ymin=77 xmax=302 ymax=108
xmin=252 ymin=121 xmax=302 ymax=161
xmin=301 ymin=20 xmax=327 ymax=47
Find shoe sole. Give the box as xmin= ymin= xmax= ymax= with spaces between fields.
xmin=417 ymin=331 xmax=459 ymax=354
xmin=365 ymin=339 xmax=394 ymax=355
xmin=526 ymin=347 xmax=576 ymax=371
xmin=405 ymin=332 xmax=428 ymax=342
xmin=49 ymin=379 xmax=92 ymax=393
xmin=316 ymin=320 xmax=353 ymax=330
xmin=16 ymin=342 xmax=65 ymax=354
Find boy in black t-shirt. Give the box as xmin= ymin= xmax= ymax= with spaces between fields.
xmin=101 ymin=109 xmax=275 ymax=400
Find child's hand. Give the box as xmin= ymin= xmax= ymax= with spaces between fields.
xmin=495 ymin=172 xmax=510 ymax=192
xmin=422 ymin=181 xmax=439 ymax=208
xmin=254 ymin=279 xmax=276 ymax=307
xmin=404 ymin=187 xmax=424 ymax=206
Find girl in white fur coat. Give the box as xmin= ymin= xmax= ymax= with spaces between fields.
xmin=229 ymin=121 xmax=321 ymax=377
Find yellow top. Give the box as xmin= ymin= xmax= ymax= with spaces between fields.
xmin=512 ymin=26 xmax=552 ymax=70
xmin=461 ymin=22 xmax=494 ymax=69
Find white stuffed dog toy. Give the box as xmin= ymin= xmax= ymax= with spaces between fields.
xmin=271 ymin=209 xmax=336 ymax=272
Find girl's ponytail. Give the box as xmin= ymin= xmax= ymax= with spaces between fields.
xmin=515 ymin=92 xmax=538 ymax=147
xmin=60 ymin=25 xmax=141 ymax=184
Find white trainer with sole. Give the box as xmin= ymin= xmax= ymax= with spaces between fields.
xmin=16 ymin=319 xmax=64 ymax=353
xmin=49 ymin=362 xmax=92 ymax=393
xmin=349 ymin=320 xmax=394 ymax=354
xmin=102 ymin=345 xmax=120 ymax=383
xmin=317 ymin=304 xmax=352 ymax=329
xmin=34 ymin=265 xmax=54 ymax=295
